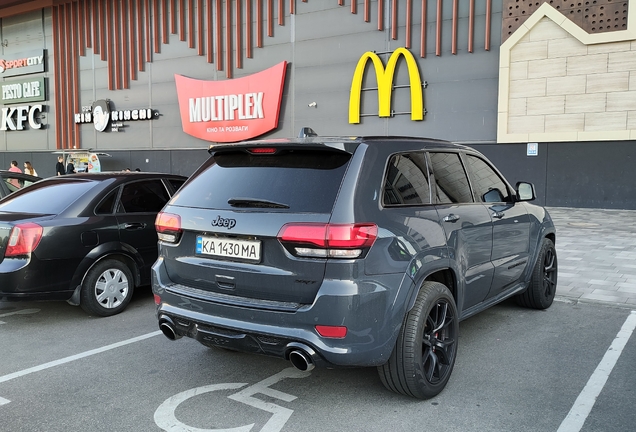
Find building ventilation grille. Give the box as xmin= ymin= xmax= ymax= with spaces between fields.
xmin=502 ymin=0 xmax=629 ymax=42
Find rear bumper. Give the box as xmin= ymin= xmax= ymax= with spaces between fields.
xmin=0 ymin=256 xmax=74 ymax=301
xmin=152 ymin=257 xmax=411 ymax=368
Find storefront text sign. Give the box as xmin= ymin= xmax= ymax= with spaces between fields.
xmin=0 ymin=104 xmax=43 ymax=130
xmin=1 ymin=77 xmax=46 ymax=104
xmin=0 ymin=50 xmax=45 ymax=78
xmin=74 ymin=99 xmax=158 ymax=132
xmin=175 ymin=61 xmax=287 ymax=142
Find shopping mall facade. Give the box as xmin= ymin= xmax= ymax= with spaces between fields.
xmin=0 ymin=0 xmax=633 ymax=209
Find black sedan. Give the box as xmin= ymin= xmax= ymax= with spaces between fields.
xmin=0 ymin=172 xmax=186 ymax=316
xmin=0 ymin=170 xmax=42 ymax=199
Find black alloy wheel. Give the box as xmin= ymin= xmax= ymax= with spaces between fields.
xmin=516 ymin=238 xmax=558 ymax=309
xmin=378 ymin=281 xmax=459 ymax=399
xmin=422 ymin=297 xmax=456 ymax=385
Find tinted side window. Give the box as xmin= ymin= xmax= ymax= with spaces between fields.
xmin=3 ymin=175 xmax=21 ymax=192
xmin=466 ymin=155 xmax=510 ymax=203
xmin=0 ymin=180 xmax=97 ymax=214
xmin=168 ymin=179 xmax=185 ymax=193
xmin=118 ymin=180 xmax=170 ymax=213
xmin=428 ymin=152 xmax=473 ymax=204
xmin=95 ymin=188 xmax=119 ymax=215
xmin=383 ymin=153 xmax=431 ymax=206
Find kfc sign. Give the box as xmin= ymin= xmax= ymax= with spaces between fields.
xmin=175 ymin=61 xmax=287 ymax=142
xmin=0 ymin=104 xmax=43 ymax=130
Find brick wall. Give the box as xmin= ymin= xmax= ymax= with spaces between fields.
xmin=497 ymin=3 xmax=636 ymax=143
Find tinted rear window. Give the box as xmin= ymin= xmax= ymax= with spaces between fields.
xmin=0 ymin=180 xmax=98 ymax=214
xmin=171 ymin=150 xmax=351 ymax=212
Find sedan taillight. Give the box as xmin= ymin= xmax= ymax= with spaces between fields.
xmin=278 ymin=223 xmax=378 ymax=258
xmin=155 ymin=212 xmax=182 ymax=243
xmin=5 ymin=223 xmax=43 ymax=257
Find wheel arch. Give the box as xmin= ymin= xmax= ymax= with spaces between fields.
xmin=67 ymin=246 xmax=141 ymax=306
xmin=406 ymin=267 xmax=458 ymax=313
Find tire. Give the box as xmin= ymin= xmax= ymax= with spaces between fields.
xmin=80 ymin=258 xmax=135 ymax=317
xmin=516 ymin=238 xmax=558 ymax=310
xmin=378 ymin=281 xmax=459 ymax=399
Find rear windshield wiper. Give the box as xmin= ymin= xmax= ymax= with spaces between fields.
xmin=228 ymin=197 xmax=290 ymax=209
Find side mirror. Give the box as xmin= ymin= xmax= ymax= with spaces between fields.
xmin=516 ymin=182 xmax=536 ymax=201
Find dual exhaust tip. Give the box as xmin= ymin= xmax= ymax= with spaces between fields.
xmin=158 ymin=316 xmax=181 ymax=341
xmin=288 ymin=348 xmax=315 ymax=371
xmin=158 ymin=315 xmax=316 ymax=371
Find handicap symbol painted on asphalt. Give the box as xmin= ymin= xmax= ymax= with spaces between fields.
xmin=154 ymin=367 xmax=311 ymax=432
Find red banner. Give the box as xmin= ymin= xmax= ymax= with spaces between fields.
xmin=175 ymin=61 xmax=287 ymax=143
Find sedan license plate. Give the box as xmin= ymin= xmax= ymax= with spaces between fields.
xmin=196 ymin=236 xmax=261 ymax=262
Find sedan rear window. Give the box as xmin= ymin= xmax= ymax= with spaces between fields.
xmin=171 ymin=150 xmax=351 ymax=212
xmin=0 ymin=180 xmax=97 ymax=214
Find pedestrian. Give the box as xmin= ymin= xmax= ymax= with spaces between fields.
xmin=66 ymin=159 xmax=76 ymax=174
xmin=8 ymin=160 xmax=21 ymax=173
xmin=8 ymin=160 xmax=21 ymax=188
xmin=24 ymin=161 xmax=38 ymax=176
xmin=56 ymin=156 xmax=65 ymax=176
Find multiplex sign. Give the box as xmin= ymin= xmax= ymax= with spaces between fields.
xmin=349 ymin=47 xmax=424 ymax=124
xmin=0 ymin=50 xmax=45 ymax=78
xmin=0 ymin=104 xmax=43 ymax=130
xmin=74 ymin=99 xmax=158 ymax=132
xmin=1 ymin=77 xmax=45 ymax=104
xmin=175 ymin=61 xmax=287 ymax=142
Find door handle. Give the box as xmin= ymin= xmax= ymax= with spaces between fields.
xmin=443 ymin=214 xmax=460 ymax=223
xmin=123 ymin=222 xmax=146 ymax=230
xmin=491 ymin=211 xmax=504 ymax=219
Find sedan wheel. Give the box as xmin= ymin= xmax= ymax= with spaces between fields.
xmin=378 ymin=281 xmax=459 ymax=399
xmin=80 ymin=259 xmax=135 ymax=317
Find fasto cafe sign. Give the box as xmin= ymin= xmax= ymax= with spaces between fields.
xmin=175 ymin=61 xmax=287 ymax=143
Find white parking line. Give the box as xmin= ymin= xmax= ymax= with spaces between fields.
xmin=0 ymin=331 xmax=161 ymax=385
xmin=0 ymin=308 xmax=40 ymax=325
xmin=557 ymin=311 xmax=636 ymax=432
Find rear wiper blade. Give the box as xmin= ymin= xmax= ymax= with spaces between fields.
xmin=228 ymin=197 xmax=290 ymax=209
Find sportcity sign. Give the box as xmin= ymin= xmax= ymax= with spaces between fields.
xmin=349 ymin=47 xmax=424 ymax=124
xmin=175 ymin=61 xmax=287 ymax=142
xmin=0 ymin=50 xmax=45 ymax=78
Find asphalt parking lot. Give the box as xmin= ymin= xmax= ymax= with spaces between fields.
xmin=1 ymin=287 xmax=634 ymax=432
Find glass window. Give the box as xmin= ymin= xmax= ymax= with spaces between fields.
xmin=170 ymin=150 xmax=351 ymax=213
xmin=428 ymin=152 xmax=473 ymax=204
xmin=118 ymin=180 xmax=170 ymax=213
xmin=0 ymin=180 xmax=98 ymax=214
xmin=383 ymin=153 xmax=431 ymax=206
xmin=466 ymin=155 xmax=510 ymax=203
xmin=168 ymin=179 xmax=185 ymax=193
xmin=95 ymin=188 xmax=119 ymax=215
xmin=3 ymin=176 xmax=21 ymax=192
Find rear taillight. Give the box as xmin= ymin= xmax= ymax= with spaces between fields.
xmin=278 ymin=223 xmax=377 ymax=258
xmin=247 ymin=147 xmax=277 ymax=154
xmin=5 ymin=223 xmax=43 ymax=257
xmin=155 ymin=212 xmax=182 ymax=243
xmin=315 ymin=325 xmax=347 ymax=338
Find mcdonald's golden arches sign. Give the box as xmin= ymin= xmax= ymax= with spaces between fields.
xmin=349 ymin=47 xmax=424 ymax=124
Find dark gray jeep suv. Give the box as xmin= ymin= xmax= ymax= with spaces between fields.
xmin=152 ymin=136 xmax=557 ymax=399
